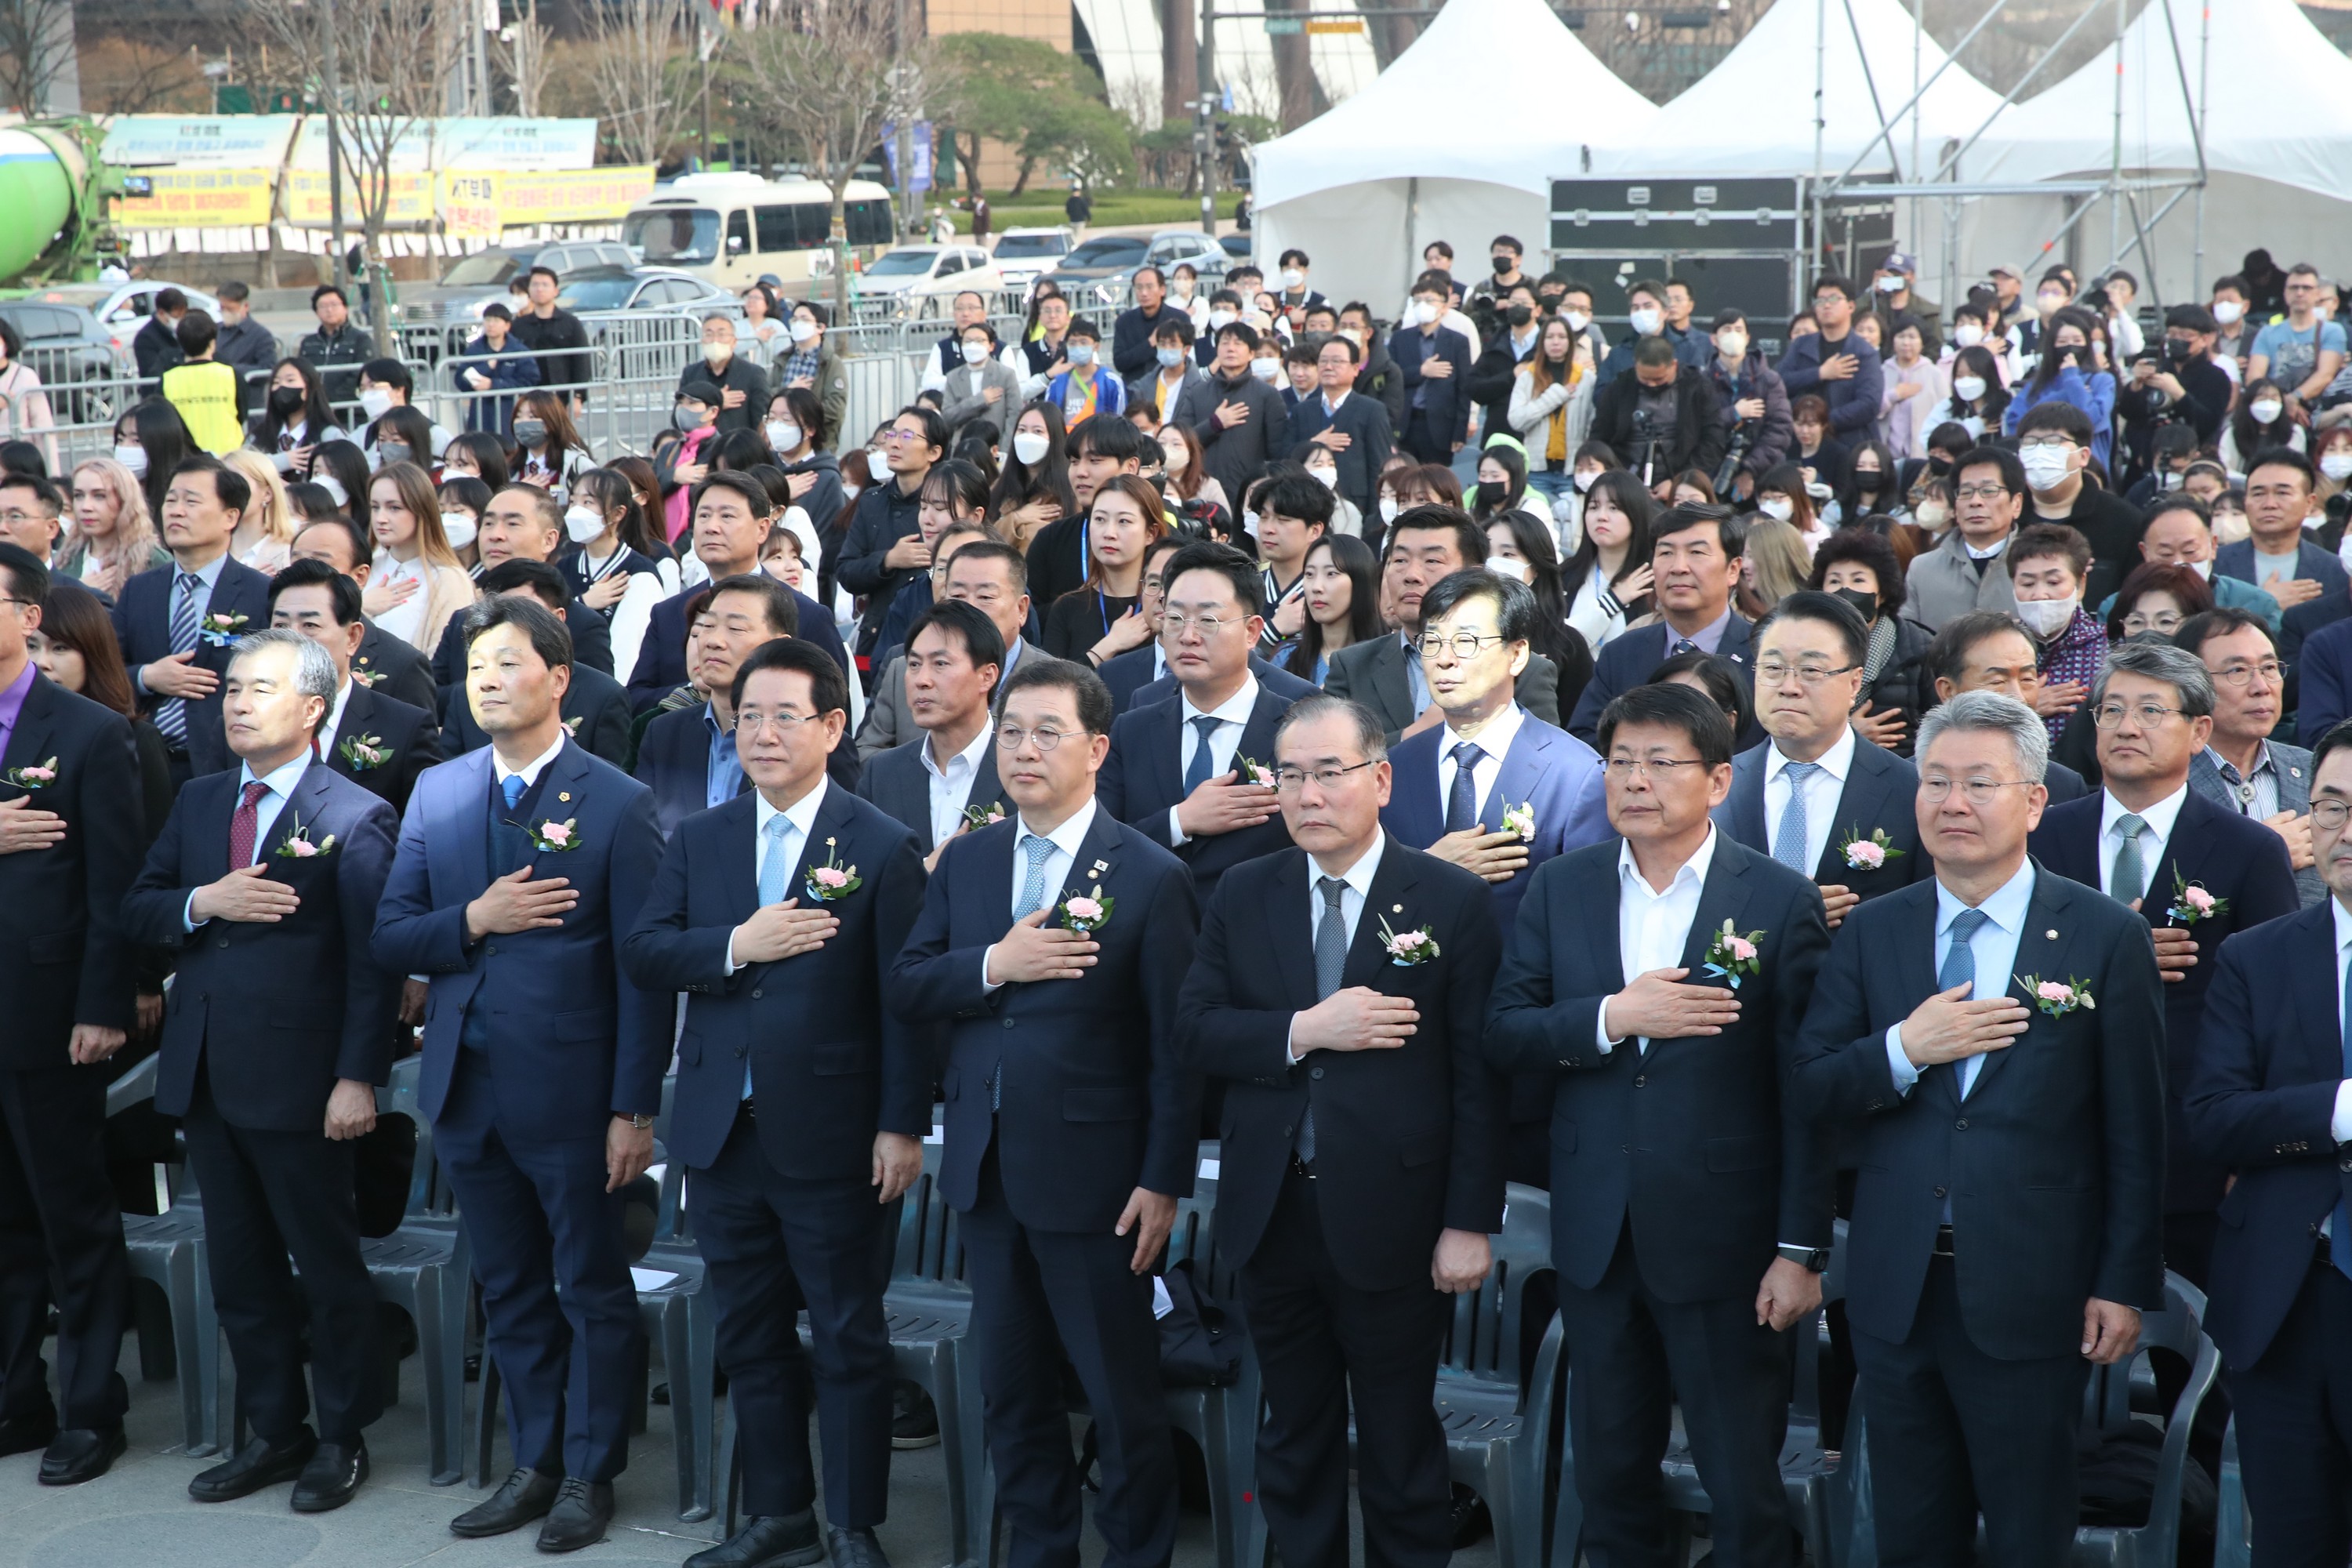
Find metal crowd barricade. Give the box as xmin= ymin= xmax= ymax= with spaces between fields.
xmin=2 ymin=357 xmax=143 ymax=472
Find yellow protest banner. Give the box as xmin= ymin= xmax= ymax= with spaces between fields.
xmin=286 ymin=168 xmax=434 ymax=227
xmin=490 ymin=167 xmax=658 ymax=227
xmin=112 ymin=169 xmax=278 ymax=229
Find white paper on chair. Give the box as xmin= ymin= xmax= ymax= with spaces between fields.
xmin=631 ymin=1268 xmax=680 ymax=1292
xmin=1152 ymin=1276 xmax=1174 ymax=1319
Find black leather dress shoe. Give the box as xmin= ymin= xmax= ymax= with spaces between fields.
xmin=39 ymin=1426 xmax=125 ymax=1486
xmin=289 ymin=1437 xmax=368 ymax=1513
xmin=189 ymin=1428 xmax=318 ymax=1502
xmin=684 ymin=1511 xmax=824 ymax=1568
xmin=0 ymin=1408 xmax=57 ymax=1459
xmin=536 ymin=1476 xmax=614 ymax=1553
xmin=451 ymin=1467 xmax=562 ymax=1537
xmin=826 ymin=1525 xmax=891 ymax=1568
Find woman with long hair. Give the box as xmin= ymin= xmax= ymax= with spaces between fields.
xmin=0 ymin=316 xmax=58 ymax=470
xmin=31 ymin=578 xmax=172 ymax=838
xmin=1510 ymin=315 xmax=1595 ymax=511
xmin=222 ymin=448 xmax=297 ymax=574
xmin=437 ymin=475 xmax=491 ymax=577
xmin=871 ymin=459 xmax=995 ymax=665
xmin=371 ymin=406 xmax=438 ymax=476
xmin=1485 ymin=509 xmax=1580 ymax=673
xmin=1753 ymin=462 xmax=1819 ymax=546
xmin=1668 ymin=469 xmax=1718 ymax=509
xmin=58 ymin=456 xmax=167 ymax=597
xmin=2002 ymin=305 xmax=2118 ymax=466
xmin=508 ymin=388 xmax=593 ymax=500
xmin=2103 ymin=561 xmax=2215 ymax=643
xmin=439 ymin=429 xmax=512 ymax=491
xmin=564 ymin=466 xmax=674 ymax=684
xmin=1809 ymin=527 xmax=1933 ymax=753
xmin=740 ymin=283 xmax=786 ymax=350
xmin=1281 ymin=532 xmax=1381 ymax=684
xmin=1838 ymin=439 xmax=1900 ymax=536
xmin=2220 ymin=376 xmax=2307 ymax=474
xmin=368 ymin=460 xmax=474 ymax=651
xmin=1737 ymin=517 xmax=1813 ymax=619
xmin=989 ymin=401 xmax=1079 ymax=549
xmin=310 ymin=440 xmax=374 ymax=521
xmin=115 ymin=400 xmax=195 ymax=525
xmin=252 ymin=358 xmax=342 ymax=466
xmin=1561 ymin=469 xmax=1654 ymax=652
xmin=1471 ymin=444 xmax=1530 ymax=523
xmin=1928 ymin=343 xmax=2012 ymax=440
xmin=1157 ymin=421 xmax=1228 ymax=511
xmin=1046 ymin=473 xmax=1167 ymax=666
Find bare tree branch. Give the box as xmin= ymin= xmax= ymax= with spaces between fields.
xmin=580 ymin=0 xmax=695 ymax=167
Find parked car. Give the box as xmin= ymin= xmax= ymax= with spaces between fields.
xmin=989 ymin=227 xmax=1074 ymax=293
xmin=28 ymin=281 xmax=223 ymax=374
xmin=557 ymin=267 xmax=738 ymax=320
xmin=1040 ymin=230 xmax=1229 ymax=311
xmin=855 ymin=244 xmax=1007 ymax=318
xmin=399 ymin=240 xmax=638 ymax=325
xmin=0 ymin=296 xmax=129 ymax=423
xmin=1220 ymin=234 xmax=1253 ymax=264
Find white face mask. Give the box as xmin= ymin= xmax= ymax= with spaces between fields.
xmin=1915 ymin=502 xmax=1951 ymax=532
xmin=1563 ymin=310 xmax=1591 ymax=334
xmin=2013 ymin=594 xmax=2080 ymax=637
xmin=1489 ymin=557 xmax=1531 ymax=583
xmin=319 ymin=474 xmax=348 ymax=508
xmin=439 ymin=509 xmax=476 ymax=550
xmin=359 ymin=387 xmax=394 ymax=420
xmin=1251 ymin=357 xmax=1280 ymax=382
xmin=1716 ymin=332 xmax=1748 ymax=359
xmin=962 ymin=341 xmax=991 ymax=365
xmin=1953 ymin=324 xmax=1985 ymax=348
xmin=1012 ymin=430 xmax=1051 ymax=466
xmin=867 ymin=445 xmax=888 ymax=468
xmin=1876 ymin=275 xmax=1904 ymax=294
xmin=1573 ymin=469 xmax=1599 ymax=493
xmin=1337 ymin=328 xmax=1362 ymax=347
xmin=1379 ymin=496 xmax=1401 ymax=524
xmin=2249 ymin=398 xmax=2285 ymax=425
xmin=2322 ymin=452 xmax=2352 ymax=481
xmin=766 ymin=420 xmax=801 ymax=452
xmin=2185 ymin=557 xmax=2213 ymax=580
xmin=1208 ymin=309 xmax=1236 ymax=331
xmin=2020 ymin=445 xmax=2074 ymax=492
xmin=564 ymin=506 xmax=606 ymax=544
xmin=1308 ymin=465 xmax=1340 ymax=490
xmin=114 ymin=445 xmax=147 ymax=477
xmin=1281 ymin=269 xmax=1305 ymax=291
xmin=1952 ymin=375 xmax=1987 ymax=402
xmin=1758 ymin=495 xmax=1794 ymax=522
xmin=789 ymin=318 xmax=819 ymax=344
xmin=1629 ymin=307 xmax=1664 ymax=336
xmin=1241 ymin=509 xmax=1259 ymax=537
xmin=702 ymin=342 xmax=733 ymax=366
xmin=1411 ymin=301 xmax=1439 ymax=327
xmin=2212 ymin=299 xmax=2244 ymax=326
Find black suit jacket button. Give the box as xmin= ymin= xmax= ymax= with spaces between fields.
xmin=485 ymin=945 xmax=498 ymax=956
xmin=750 ymin=988 xmax=763 ymax=1000
xmin=1633 ymin=1073 xmax=1646 ymax=1088
xmin=1310 ymin=1066 xmax=1324 ymax=1080
xmin=1621 ymin=1142 xmax=1631 ymax=1153
xmin=735 ymin=1045 xmax=746 ymax=1058
xmin=1003 ymin=1018 xmax=1016 ymax=1029
xmin=214 ymin=936 xmax=229 ymax=949
xmin=1933 ymin=1185 xmax=1947 ymax=1199
xmin=1282 ymin=1123 xmax=1294 ymax=1138
xmin=1955 ymin=1118 xmax=1968 ymax=1130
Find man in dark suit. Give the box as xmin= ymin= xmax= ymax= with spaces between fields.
xmin=268 ymin=560 xmax=444 ymax=813
xmin=890 ymin=658 xmax=1199 ymax=1568
xmin=1284 ymin=335 xmax=1396 ymax=519
xmin=2183 ymin=724 xmax=2352 ymax=1568
xmin=1098 ymin=542 xmax=1296 ymax=906
xmin=438 ymin=562 xmax=633 ymax=769
xmin=1568 ymin=504 xmax=1755 ymax=746
xmin=1378 ymin=569 xmax=1608 ymax=1185
xmin=373 ymin=593 xmax=666 ymax=1551
xmin=857 ymin=540 xmax=1034 ymax=759
xmin=622 ymin=638 xmax=927 ymax=1568
xmin=2027 ymin=641 xmax=2299 ymax=1287
xmin=1178 ymin=691 xmax=1503 ymax=1568
xmin=426 ymin=487 xmax=615 ymax=695
xmin=112 ymin=456 xmax=275 ymax=786
xmin=858 ymin=600 xmax=1007 ymax=866
xmin=636 ymin=574 xmax=856 ymax=837
xmin=1921 ymin=611 xmax=2092 ymax=804
xmin=120 ymin=630 xmax=397 ymax=1512
xmin=2177 ymin=608 xmax=2325 ymax=906
xmin=288 ymin=517 xmax=437 ymax=714
xmin=1488 ymin=681 xmax=1832 ymax=1567
xmin=628 ymin=473 xmax=844 ymax=713
xmin=1716 ymin=591 xmax=1930 ymax=927
xmin=1388 ymin=271 xmax=1475 ymax=465
xmin=0 ymin=543 xmax=140 ymax=1485
xmin=1325 ymin=507 xmax=1569 ymax=743
xmin=1792 ymin=691 xmax=2167 ymax=1568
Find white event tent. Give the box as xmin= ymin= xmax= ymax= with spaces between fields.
xmin=1249 ymin=0 xmax=1657 ymax=310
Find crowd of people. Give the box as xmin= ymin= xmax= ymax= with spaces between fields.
xmin=0 ymin=230 xmax=2347 ymax=1568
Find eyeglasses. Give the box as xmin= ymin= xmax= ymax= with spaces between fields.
xmin=735 ymin=710 xmax=828 ymax=736
xmin=2118 ymin=612 xmax=2184 ymax=635
xmin=2206 ymin=659 xmax=2285 ymax=687
xmin=2090 ymin=701 xmax=2189 ymax=729
xmin=1161 ymin=611 xmax=1243 ymax=636
xmin=2310 ymin=800 xmax=2352 ymax=831
xmin=1272 ymin=760 xmax=1379 ymax=793
xmin=1754 ymin=659 xmax=1859 ymax=687
xmin=1602 ymin=757 xmax=1708 ymax=779
xmin=1412 ymin=631 xmax=1507 ymax=660
xmin=1918 ymin=775 xmax=2037 ymax=804
xmin=996 ymin=724 xmax=1075 ymax=751
xmin=1955 ymin=483 xmax=2013 ymax=501
xmin=2016 ymin=434 xmax=2078 ymax=451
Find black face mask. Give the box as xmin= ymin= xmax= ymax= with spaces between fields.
xmin=1853 ymin=469 xmax=1883 ymax=492
xmin=1832 ymin=586 xmax=1879 ymax=622
xmin=1926 ymin=455 xmax=1952 ymax=476
xmin=1475 ymin=481 xmax=1510 ymax=508
xmin=1506 ymin=304 xmax=1534 ymax=328
xmin=1539 ymin=292 xmax=1566 ymax=311
xmin=269 ymin=387 xmax=306 ymax=417
xmin=1492 ymin=256 xmax=1515 ymax=275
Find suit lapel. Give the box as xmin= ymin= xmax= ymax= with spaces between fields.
xmin=1722 ymin=745 xmax=1768 ymax=851
xmin=1369 ymin=636 xmax=1415 ymax=731
xmin=437 ymin=748 xmax=495 ymax=895
xmin=1049 ymin=806 xmax=1123 ymax=917
xmin=1 ymin=674 xmax=57 ymax=786
xmin=194 ymin=772 xmax=234 ymax=885
xmin=1967 ymin=867 xmax=2071 ymax=1102
xmin=2288 ymin=905 xmax=2343 ymax=1083
xmin=2143 ymin=791 xmax=2216 ymax=924
xmin=1147 ymin=699 xmax=1186 ymax=800
xmin=1813 ymin=745 xmax=1893 ymax=881
xmin=721 ymin=795 xmax=763 ymax=918
xmin=786 ymin=783 xmax=860 ymax=904
xmin=1235 ymin=688 xmax=1287 ymax=774
xmin=1479 ymin=723 xmax=1549 ymax=833
xmin=1585 ymin=845 xmax=1626 ymax=987
xmin=1342 ymin=840 xmax=1422 ymax=989
xmin=1675 ymin=839 xmax=1757 ymax=978
xmin=1271 ymin=852 xmax=1323 ymax=1012
xmin=260 ymin=763 xmax=335 ymax=861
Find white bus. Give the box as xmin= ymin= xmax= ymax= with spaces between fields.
xmin=622 ymin=173 xmax=897 ymax=291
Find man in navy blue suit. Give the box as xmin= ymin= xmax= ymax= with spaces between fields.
xmin=858 ymin=600 xmax=1007 ymax=865
xmin=1377 ymin=568 xmax=1606 ymax=1185
xmin=111 ymin=456 xmax=275 ymax=786
xmin=121 ymin=630 xmax=398 ymax=1513
xmin=373 ymin=593 xmax=666 ymax=1552
xmin=267 ymin=560 xmax=444 ymax=814
xmin=623 ymin=638 xmax=928 ymax=1568
xmin=2186 ymin=721 xmax=2352 ymax=1568
xmin=286 ymin=517 xmax=437 ymax=715
xmin=1099 ymin=536 xmax=1321 ymax=717
xmin=1178 ymin=693 xmax=1503 ymax=1568
xmin=1488 ymin=681 xmax=1832 ymax=1568
xmin=1566 ymin=504 xmax=1756 ymax=746
xmin=1792 ymin=692 xmax=2166 ymax=1568
xmin=1716 ymin=591 xmax=1929 ymax=927
xmin=2026 ymin=640 xmax=2299 ymax=1288
xmin=890 ymin=658 xmax=1199 ymax=1568
xmin=627 ymin=472 xmax=846 ymax=713
xmin=1098 ymin=541 xmax=1296 ymax=906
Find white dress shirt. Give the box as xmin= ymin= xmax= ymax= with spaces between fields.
xmin=319 ymin=677 xmax=356 ymax=753
xmin=1886 ymin=858 xmax=2037 ymax=1101
xmin=493 ymin=732 xmax=568 ymax=792
xmin=1436 ymin=703 xmax=1526 ymax=826
xmin=2096 ymin=785 xmax=2187 ymax=900
xmin=183 ymin=752 xmax=314 ymax=930
xmin=1599 ymin=826 xmax=1721 ymax=1053
xmin=725 ymin=777 xmax=828 ymax=972
xmin=1170 ymin=675 xmax=1260 ymax=845
xmin=1287 ymin=829 xmax=1388 ymax=1061
xmin=922 ymin=724 xmax=994 ymax=849
xmin=982 ymin=797 xmax=1099 ymax=991
xmin=1763 ymin=724 xmax=1856 ymax=877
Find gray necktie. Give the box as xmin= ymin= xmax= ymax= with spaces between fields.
xmin=1300 ymin=876 xmax=1348 ymax=1164
xmin=2110 ymin=813 xmax=2147 ymax=906
xmin=1773 ymin=760 xmax=1821 ymax=872
xmin=996 ymin=833 xmax=1062 ymax=1111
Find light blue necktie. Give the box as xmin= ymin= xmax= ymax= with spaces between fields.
xmin=746 ymin=814 xmax=797 ymax=1099
xmin=1181 ymin=714 xmax=1222 ymax=794
xmin=1773 ymin=760 xmax=1821 ymax=872
xmin=995 ymin=833 xmax=1061 ymax=1111
xmin=1444 ymin=742 xmax=1486 ymax=834
xmin=2336 ymin=952 xmax=2351 ymax=1281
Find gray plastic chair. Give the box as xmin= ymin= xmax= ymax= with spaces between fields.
xmin=364 ymin=1055 xmax=472 ymax=1485
xmin=1160 ymin=1149 xmax=1265 ymax=1568
xmin=638 ymin=1145 xmax=716 ymax=1520
xmin=112 ymin=1053 xmax=225 ymax=1456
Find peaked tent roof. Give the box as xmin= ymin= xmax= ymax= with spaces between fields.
xmin=1249 ymin=0 xmax=1658 ymax=210
xmin=1966 ymin=0 xmax=2352 ymax=200
xmin=1591 ymin=0 xmax=2005 ymax=176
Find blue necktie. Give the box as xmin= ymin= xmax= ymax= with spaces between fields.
xmin=2336 ymin=952 xmax=2351 ymax=1281
xmin=996 ymin=833 xmax=1061 ymax=1111
xmin=1940 ymin=907 xmax=1990 ymax=1091
xmin=1444 ymin=742 xmax=1485 ymax=834
xmin=1300 ymin=876 xmax=1348 ymax=1164
xmin=1181 ymin=713 xmax=1222 ymax=794
xmin=501 ymin=773 xmax=524 ymax=813
xmin=155 ymin=572 xmax=202 ymax=745
xmin=746 ymin=815 xmax=796 ymax=1098
xmin=1773 ymin=760 xmax=1820 ymax=872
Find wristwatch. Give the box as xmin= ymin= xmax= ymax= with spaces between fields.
xmin=628 ymin=1112 xmax=655 ymax=1131
xmin=1776 ymin=1243 xmax=1831 ymax=1273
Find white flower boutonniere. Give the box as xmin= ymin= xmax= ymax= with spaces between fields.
xmin=1500 ymin=801 xmax=1537 ymax=842
xmin=336 ymin=733 xmax=390 ymax=771
xmin=273 ymin=816 xmax=337 ymax=858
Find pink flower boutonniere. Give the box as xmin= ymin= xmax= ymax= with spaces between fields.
xmin=1702 ymin=918 xmax=1765 ymax=989
xmin=1058 ymin=884 xmax=1115 ymax=932
xmin=1378 ymin=912 xmax=1439 ymax=966
xmin=1234 ymin=754 xmax=1277 ymax=789
xmin=273 ymin=816 xmax=337 ymax=858
xmin=528 ymin=818 xmax=582 ymax=852
xmin=2016 ymin=972 xmax=2096 ymax=1017
xmin=2166 ymin=868 xmax=2227 ymax=927
xmin=5 ymin=756 xmax=56 ymax=789
xmin=1838 ymin=826 xmax=1904 ymax=871
xmin=962 ymin=801 xmax=1006 ymax=830
xmin=804 ymin=837 xmax=863 ymax=902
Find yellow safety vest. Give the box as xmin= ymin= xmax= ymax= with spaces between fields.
xmin=162 ymin=360 xmax=243 ymax=455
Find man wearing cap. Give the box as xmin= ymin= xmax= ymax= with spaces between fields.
xmin=1988 ymin=264 xmax=2033 ymax=335
xmin=1871 ymin=253 xmax=1941 ymax=359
